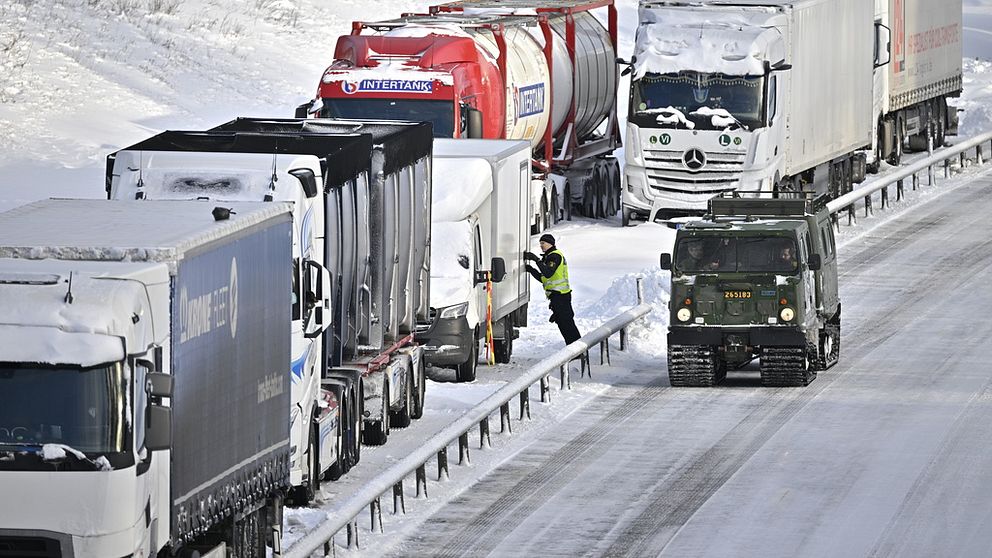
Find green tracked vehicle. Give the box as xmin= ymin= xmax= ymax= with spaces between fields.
xmin=660 ymin=194 xmax=841 ymax=387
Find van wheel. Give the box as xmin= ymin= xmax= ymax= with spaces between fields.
xmin=494 ymin=326 xmax=513 ymax=364
xmin=456 ymin=337 xmax=478 ymax=382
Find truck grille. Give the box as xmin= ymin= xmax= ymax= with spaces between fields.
xmin=644 ymin=148 xmax=745 ymax=195
xmin=0 ymin=536 xmax=63 ymax=558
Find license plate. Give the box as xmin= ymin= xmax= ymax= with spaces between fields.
xmin=724 ymin=290 xmax=752 ymax=299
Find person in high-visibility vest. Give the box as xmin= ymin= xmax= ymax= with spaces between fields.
xmin=525 ymin=233 xmax=581 ymax=345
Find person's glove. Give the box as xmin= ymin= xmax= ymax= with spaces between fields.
xmin=524 ymin=251 xmax=540 ymax=262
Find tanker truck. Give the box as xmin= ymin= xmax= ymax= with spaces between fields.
xmin=622 ymin=0 xmax=962 ymax=225
xmin=0 ymin=199 xmax=291 ymax=558
xmin=300 ymin=0 xmax=622 ymax=232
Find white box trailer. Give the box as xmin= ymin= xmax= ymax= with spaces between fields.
xmin=874 ymin=0 xmax=962 ymax=164
xmin=418 ymin=139 xmax=531 ymax=382
xmin=623 ymin=0 xmax=875 ymax=221
xmin=0 ymin=199 xmax=292 ymax=558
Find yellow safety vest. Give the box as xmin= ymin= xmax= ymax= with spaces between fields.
xmin=541 ymin=249 xmax=571 ymax=296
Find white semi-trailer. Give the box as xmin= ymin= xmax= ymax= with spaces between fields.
xmin=106 ymin=131 xmax=376 ymax=505
xmin=623 ymin=0 xmax=876 ymax=222
xmin=873 ymin=0 xmax=962 ymax=166
xmin=418 ymin=139 xmax=532 ymax=382
xmin=0 ymin=200 xmax=292 ymax=558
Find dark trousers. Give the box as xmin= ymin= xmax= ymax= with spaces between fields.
xmin=548 ymin=291 xmax=581 ymax=345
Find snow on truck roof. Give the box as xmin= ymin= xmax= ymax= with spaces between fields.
xmin=0 ymin=199 xmax=292 ymax=267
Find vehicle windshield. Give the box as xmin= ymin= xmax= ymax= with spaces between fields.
xmin=0 ymin=362 xmax=126 ymax=453
xmin=319 ymin=98 xmax=455 ymax=138
xmin=630 ymin=72 xmax=765 ymax=131
xmin=674 ymin=235 xmax=799 ymax=274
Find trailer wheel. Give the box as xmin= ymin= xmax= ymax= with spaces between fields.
xmin=390 ymin=368 xmax=413 ymax=428
xmin=410 ymin=356 xmax=426 ymax=420
xmin=887 ymin=117 xmax=904 ymax=166
xmin=351 ymin=382 xmax=363 ymax=464
xmin=455 ymin=336 xmax=478 ymax=382
xmin=325 ymin=402 xmax=345 ymax=481
xmin=551 ymin=187 xmax=561 ymax=224
xmin=363 ymin=380 xmax=390 ymax=446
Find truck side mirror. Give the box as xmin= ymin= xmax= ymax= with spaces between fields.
xmin=874 ymin=23 xmax=892 ymax=68
xmin=146 ymin=372 xmax=173 ymax=398
xmin=808 ymin=253 xmax=822 ymax=271
xmin=145 ymin=406 xmax=172 ymax=451
xmin=660 ymin=253 xmax=672 ymax=270
xmin=467 ymin=108 xmax=483 ymax=139
xmin=294 ymin=102 xmax=311 ymax=119
xmin=290 ymin=168 xmax=320 ymax=198
xmin=490 ymin=257 xmax=506 ymax=283
xmin=304 ymin=260 xmax=329 ymax=338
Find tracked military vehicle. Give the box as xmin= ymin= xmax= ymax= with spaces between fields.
xmin=660 ymin=194 xmax=841 ymax=387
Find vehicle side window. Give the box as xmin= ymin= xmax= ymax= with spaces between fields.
xmin=802 ymin=232 xmax=813 ymax=261
xmin=768 ymin=75 xmax=777 ymax=123
xmin=821 ymin=227 xmax=831 ymax=258
xmin=292 ymin=258 xmax=301 ymax=320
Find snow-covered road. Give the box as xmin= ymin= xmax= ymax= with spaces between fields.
xmin=289 ymin=165 xmax=992 ymax=558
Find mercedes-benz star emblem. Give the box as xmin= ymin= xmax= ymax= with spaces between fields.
xmin=682 ymin=148 xmax=706 ymax=172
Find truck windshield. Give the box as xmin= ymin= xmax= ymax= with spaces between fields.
xmin=0 ymin=362 xmax=126 ymax=454
xmin=630 ymin=72 xmax=765 ymax=131
xmin=675 ymin=236 xmax=799 ymax=274
xmin=319 ymin=98 xmax=455 ymax=138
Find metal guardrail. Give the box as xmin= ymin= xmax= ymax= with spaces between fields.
xmin=286 ymin=283 xmax=653 ymax=557
xmin=827 ymin=131 xmax=992 ymax=223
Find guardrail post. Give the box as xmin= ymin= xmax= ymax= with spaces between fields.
xmin=619 ymin=327 xmax=627 ymax=351
xmin=437 ymin=447 xmax=449 ymax=481
xmin=458 ymin=432 xmax=471 ymax=465
xmin=636 ymin=277 xmax=644 ymax=304
xmin=560 ymin=364 xmax=571 ymax=390
xmin=500 ymin=402 xmax=512 ymax=433
xmin=928 ymin=135 xmax=936 ymax=185
xmin=881 ymin=186 xmax=888 ymax=209
xmin=847 ymin=203 xmax=856 ymax=226
xmin=600 ymin=338 xmax=611 ymax=365
xmin=519 ymin=387 xmax=531 ymax=420
xmin=978 ymin=145 xmax=985 ymax=166
xmin=540 ymin=374 xmax=551 ymax=402
xmin=480 ymin=417 xmax=491 ymax=449
xmin=347 ymin=520 xmax=360 ymax=549
xmin=897 ymin=178 xmax=904 ymax=201
xmin=961 ymin=151 xmax=966 ymax=168
xmin=945 ymin=158 xmax=951 ymax=179
xmin=393 ymin=481 xmax=405 ymax=515
xmin=370 ymin=497 xmax=382 ymax=533
xmin=912 ymin=172 xmax=918 ymax=191
xmin=416 ymin=464 xmax=428 ymax=498
xmin=864 ymin=193 xmax=872 ymax=217
xmin=581 ymin=353 xmax=591 ymax=379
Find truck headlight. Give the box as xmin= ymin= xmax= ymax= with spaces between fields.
xmin=780 ymin=307 xmax=795 ymax=322
xmin=676 ymin=308 xmax=693 ymax=322
xmin=439 ymin=302 xmax=469 ymax=319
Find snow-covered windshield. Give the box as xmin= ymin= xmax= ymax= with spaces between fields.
xmin=675 ymin=235 xmax=798 ymax=274
xmin=631 ymin=72 xmax=765 ymax=130
xmin=0 ymin=362 xmax=126 ymax=453
xmin=319 ymin=98 xmax=455 ymax=138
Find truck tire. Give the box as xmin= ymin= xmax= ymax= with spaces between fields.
xmin=390 ymin=369 xmax=413 ymax=428
xmin=350 ymin=383 xmax=363 ymax=465
xmin=410 ymin=356 xmax=426 ymax=420
xmin=231 ymin=504 xmax=267 ymax=558
xmin=551 ymin=188 xmax=561 ymax=224
xmin=887 ymin=118 xmax=904 ymax=166
xmin=325 ymin=404 xmax=345 ymax=481
xmin=289 ymin=424 xmax=320 ymax=505
xmin=363 ymin=380 xmax=390 ymax=446
xmin=456 ymin=337 xmax=478 ymax=382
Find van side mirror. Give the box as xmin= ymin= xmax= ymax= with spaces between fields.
xmin=145 ymin=406 xmax=172 ymax=451
xmin=808 ymin=253 xmax=822 ymax=271
xmin=490 ymin=257 xmax=506 ymax=283
xmin=660 ymin=253 xmax=672 ymax=270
